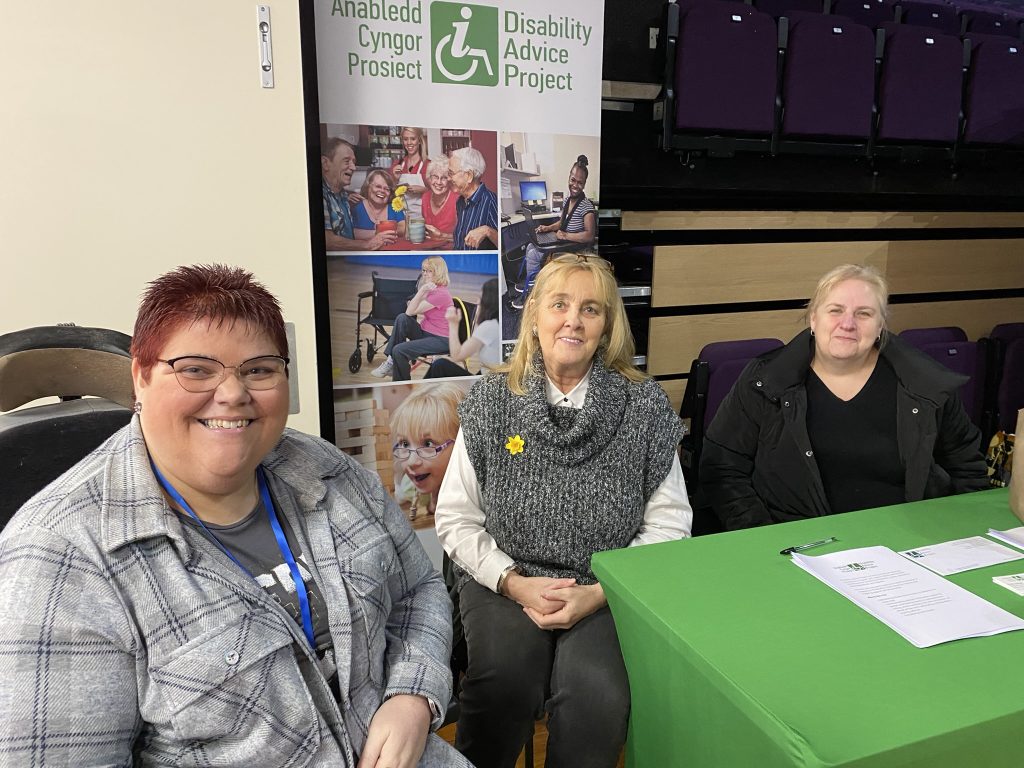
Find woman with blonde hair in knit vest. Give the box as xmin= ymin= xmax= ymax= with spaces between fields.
xmin=435 ymin=252 xmax=693 ymax=768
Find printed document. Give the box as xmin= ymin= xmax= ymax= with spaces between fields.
xmin=897 ymin=536 xmax=1024 ymax=576
xmin=993 ymin=573 xmax=1024 ymax=596
xmin=987 ymin=526 xmax=1024 ymax=551
xmin=792 ymin=546 xmax=1024 ymax=648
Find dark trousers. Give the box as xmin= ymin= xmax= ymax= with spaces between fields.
xmin=383 ymin=313 xmax=450 ymax=381
xmin=424 ymin=358 xmax=473 ymax=379
xmin=455 ymin=580 xmax=630 ymax=768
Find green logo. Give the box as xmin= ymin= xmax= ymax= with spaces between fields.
xmin=430 ymin=2 xmax=499 ymax=86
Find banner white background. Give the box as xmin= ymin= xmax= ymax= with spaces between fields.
xmin=316 ymin=0 xmax=604 ymax=136
xmin=314 ymin=0 xmax=604 ymax=554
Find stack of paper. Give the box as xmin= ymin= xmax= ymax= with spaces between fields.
xmin=987 ymin=526 xmax=1024 ymax=551
xmin=793 ymin=546 xmax=1024 ymax=648
xmin=897 ymin=536 xmax=1024 ymax=576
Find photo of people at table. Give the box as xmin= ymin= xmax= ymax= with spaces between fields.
xmin=498 ymin=131 xmax=601 ymax=339
xmin=327 ymin=251 xmax=499 ymax=387
xmin=333 ymin=381 xmax=473 ymax=531
xmin=320 ymin=123 xmax=499 ymax=253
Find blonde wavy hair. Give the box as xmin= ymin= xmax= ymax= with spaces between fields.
xmin=500 ymin=252 xmax=645 ymax=395
xmin=389 ymin=382 xmax=465 ymax=446
xmin=421 ymin=256 xmax=450 ymax=287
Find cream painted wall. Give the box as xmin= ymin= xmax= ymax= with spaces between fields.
xmin=0 ymin=2 xmax=321 ymax=433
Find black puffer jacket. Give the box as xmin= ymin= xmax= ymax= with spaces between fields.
xmin=700 ymin=329 xmax=989 ymax=530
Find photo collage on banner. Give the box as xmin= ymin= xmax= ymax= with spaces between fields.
xmin=315 ymin=0 xmax=604 ymax=532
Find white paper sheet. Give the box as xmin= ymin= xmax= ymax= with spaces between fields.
xmin=993 ymin=573 xmax=1024 ymax=596
xmin=792 ymin=546 xmax=1024 ymax=648
xmin=987 ymin=526 xmax=1024 ymax=551
xmin=897 ymin=536 xmax=1024 ymax=576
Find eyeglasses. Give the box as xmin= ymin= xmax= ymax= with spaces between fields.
xmin=392 ymin=439 xmax=455 ymax=460
xmin=159 ymin=355 xmax=289 ymax=393
xmin=551 ymin=252 xmax=612 ymax=270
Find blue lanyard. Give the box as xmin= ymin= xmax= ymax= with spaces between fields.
xmin=149 ymin=460 xmax=316 ymax=649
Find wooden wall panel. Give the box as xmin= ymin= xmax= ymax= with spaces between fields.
xmin=886 ymin=298 xmax=1024 ymax=341
xmin=648 ymin=298 xmax=1024 ymax=376
xmin=652 ymin=244 xmax=886 ymax=306
xmin=652 ymin=240 xmax=1024 ymax=307
xmin=884 ymin=240 xmax=1024 ymax=293
xmin=624 ymin=210 xmax=1024 ymax=232
xmin=648 ymin=309 xmax=806 ymax=375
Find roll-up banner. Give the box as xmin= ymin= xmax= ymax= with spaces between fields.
xmin=315 ymin=0 xmax=604 ymax=532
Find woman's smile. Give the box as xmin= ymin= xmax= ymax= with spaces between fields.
xmin=197 ymin=417 xmax=253 ymax=430
xmin=132 ymin=319 xmax=289 ymax=498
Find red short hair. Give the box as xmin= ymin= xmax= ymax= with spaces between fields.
xmin=131 ymin=264 xmax=288 ymax=376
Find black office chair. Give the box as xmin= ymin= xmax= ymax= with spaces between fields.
xmin=0 ymin=324 xmax=134 ymax=528
xmin=441 ymin=552 xmax=536 ymax=767
xmin=519 ymin=207 xmax=588 ymax=259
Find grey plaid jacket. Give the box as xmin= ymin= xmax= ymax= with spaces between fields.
xmin=0 ymin=418 xmax=468 ymax=767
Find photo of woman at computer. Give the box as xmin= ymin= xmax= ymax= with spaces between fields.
xmin=498 ymin=132 xmax=601 ymax=338
xmin=516 ymin=155 xmax=596 ymax=308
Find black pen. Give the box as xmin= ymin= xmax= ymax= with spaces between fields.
xmin=779 ymin=537 xmax=838 ymax=556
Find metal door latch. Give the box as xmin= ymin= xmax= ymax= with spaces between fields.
xmin=258 ymin=6 xmax=274 ymax=88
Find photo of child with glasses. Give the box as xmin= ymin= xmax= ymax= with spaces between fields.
xmin=389 ymin=382 xmax=468 ymax=525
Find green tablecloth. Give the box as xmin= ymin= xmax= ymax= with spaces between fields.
xmin=592 ymin=488 xmax=1024 ymax=768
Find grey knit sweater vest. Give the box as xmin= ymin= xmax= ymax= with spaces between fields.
xmin=457 ymin=356 xmax=684 ymax=584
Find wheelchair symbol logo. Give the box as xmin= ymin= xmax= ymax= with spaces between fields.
xmin=430 ymin=2 xmax=499 ymax=87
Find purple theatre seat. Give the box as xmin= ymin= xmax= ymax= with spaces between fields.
xmin=674 ymin=0 xmax=778 ymax=135
xmin=678 ymin=337 xmax=784 ymax=537
xmin=898 ymin=0 xmax=963 ymax=34
xmin=705 ymin=357 xmax=755 ymax=430
xmin=996 ymin=338 xmax=1024 ymax=432
xmin=876 ymin=23 xmax=963 ymax=143
xmin=920 ymin=340 xmax=986 ymax=427
xmin=992 ymin=323 xmax=1024 ymax=344
xmin=831 ymin=0 xmax=898 ymax=28
xmin=782 ymin=12 xmax=876 ymax=138
xmin=756 ymin=0 xmax=825 ymax=17
xmin=898 ymin=326 xmax=968 ymax=350
xmin=699 ymin=337 xmax=787 ymax=369
xmin=964 ymin=33 xmax=1024 ymax=145
xmin=1005 ymin=10 xmax=1024 ymax=39
xmin=699 ymin=338 xmax=785 ymax=427
xmin=958 ymin=4 xmax=1013 ymax=36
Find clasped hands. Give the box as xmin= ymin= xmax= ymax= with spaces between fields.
xmin=504 ymin=573 xmax=606 ymax=630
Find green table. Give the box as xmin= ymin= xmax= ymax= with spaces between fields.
xmin=592 ymin=489 xmax=1024 ymax=768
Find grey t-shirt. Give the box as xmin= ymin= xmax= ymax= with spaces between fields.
xmin=178 ymin=486 xmax=338 ymax=688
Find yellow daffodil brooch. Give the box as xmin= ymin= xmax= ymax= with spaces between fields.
xmin=391 ymin=185 xmax=408 ymax=212
xmin=505 ymin=435 xmax=525 ymax=456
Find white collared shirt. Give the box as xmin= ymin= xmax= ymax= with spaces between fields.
xmin=435 ymin=369 xmax=693 ymax=592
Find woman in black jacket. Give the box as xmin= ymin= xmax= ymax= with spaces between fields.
xmin=700 ymin=264 xmax=989 ymax=530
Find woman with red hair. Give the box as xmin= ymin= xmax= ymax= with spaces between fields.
xmin=0 ymin=264 xmax=468 ymax=768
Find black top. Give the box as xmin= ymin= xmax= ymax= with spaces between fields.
xmin=806 ymin=357 xmax=905 ymax=515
